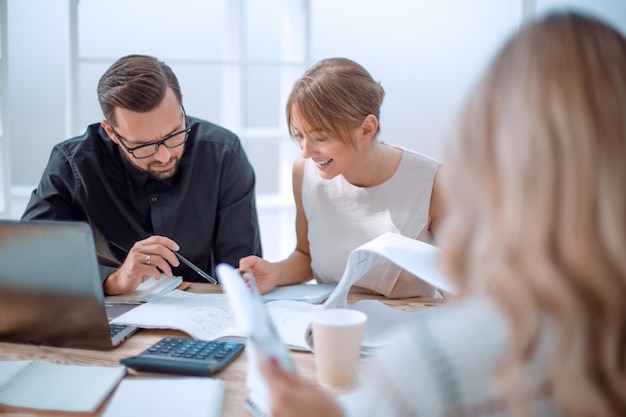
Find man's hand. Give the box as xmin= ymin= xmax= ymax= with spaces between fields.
xmin=103 ymin=235 xmax=180 ymax=295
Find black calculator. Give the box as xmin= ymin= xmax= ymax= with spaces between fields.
xmin=120 ymin=337 xmax=245 ymax=376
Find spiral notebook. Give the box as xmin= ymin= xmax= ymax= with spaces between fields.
xmin=0 ymin=359 xmax=126 ymax=413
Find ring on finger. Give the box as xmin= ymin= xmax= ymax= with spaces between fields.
xmin=146 ymin=255 xmax=151 ymax=265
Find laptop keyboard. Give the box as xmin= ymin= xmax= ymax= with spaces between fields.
xmin=120 ymin=337 xmax=245 ymax=376
xmin=109 ymin=323 xmax=129 ymax=337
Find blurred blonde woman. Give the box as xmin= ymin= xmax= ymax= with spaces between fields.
xmin=259 ymin=11 xmax=626 ymax=417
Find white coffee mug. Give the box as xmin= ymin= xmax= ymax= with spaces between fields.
xmin=311 ymin=308 xmax=367 ymax=388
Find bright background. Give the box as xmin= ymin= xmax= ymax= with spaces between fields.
xmin=0 ymin=0 xmax=624 ymax=260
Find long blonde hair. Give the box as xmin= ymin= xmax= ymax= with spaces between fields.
xmin=439 ymin=12 xmax=626 ymax=416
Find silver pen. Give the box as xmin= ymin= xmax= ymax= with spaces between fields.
xmin=109 ymin=241 xmax=217 ymax=284
xmin=174 ymin=252 xmax=218 ymax=285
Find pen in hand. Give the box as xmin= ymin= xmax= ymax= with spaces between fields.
xmin=109 ymin=241 xmax=218 ymax=285
xmin=174 ymin=252 xmax=218 ymax=285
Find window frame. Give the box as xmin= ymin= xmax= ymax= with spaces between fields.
xmin=0 ymin=0 xmax=9 ymax=217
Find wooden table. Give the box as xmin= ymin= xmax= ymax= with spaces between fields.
xmin=0 ymin=283 xmax=444 ymax=416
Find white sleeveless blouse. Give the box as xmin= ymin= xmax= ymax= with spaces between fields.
xmin=301 ymin=148 xmax=440 ymax=298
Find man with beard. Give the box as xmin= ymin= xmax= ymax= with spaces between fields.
xmin=22 ymin=55 xmax=262 ymax=295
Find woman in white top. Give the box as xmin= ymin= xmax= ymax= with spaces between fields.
xmin=240 ymin=57 xmax=444 ymax=298
xmin=257 ymin=11 xmax=626 ymax=417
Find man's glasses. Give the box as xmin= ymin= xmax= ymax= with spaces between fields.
xmin=109 ymin=108 xmax=192 ymax=159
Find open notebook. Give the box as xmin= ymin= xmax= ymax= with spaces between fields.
xmin=0 ymin=219 xmax=137 ymax=350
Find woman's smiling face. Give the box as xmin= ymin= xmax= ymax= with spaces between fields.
xmin=290 ymin=106 xmax=361 ymax=181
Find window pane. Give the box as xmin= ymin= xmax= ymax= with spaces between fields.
xmin=246 ymin=0 xmax=283 ymax=61
xmin=169 ymin=64 xmax=222 ymax=124
xmin=0 ymin=66 xmax=3 ymax=136
xmin=78 ymin=0 xmax=227 ymax=60
xmin=244 ymin=65 xmax=281 ymax=128
xmin=77 ymin=62 xmax=112 ymax=131
xmin=243 ymin=136 xmax=280 ymax=194
xmin=246 ymin=0 xmax=307 ymax=62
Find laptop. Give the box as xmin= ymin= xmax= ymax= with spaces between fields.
xmin=0 ymin=219 xmax=137 ymax=350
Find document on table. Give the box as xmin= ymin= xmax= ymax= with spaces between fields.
xmin=105 ymin=273 xmax=183 ymax=304
xmin=261 ymin=282 xmax=336 ymax=304
xmin=303 ymin=232 xmax=454 ymax=353
xmin=324 ymin=232 xmax=455 ymax=309
xmin=111 ymin=290 xmax=320 ymax=350
xmin=113 ymin=232 xmax=453 ymax=355
xmin=111 ymin=291 xmax=242 ymax=340
xmin=103 ymin=377 xmax=224 ymax=417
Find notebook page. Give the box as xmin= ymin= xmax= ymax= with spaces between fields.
xmin=0 ymin=361 xmax=30 ymax=388
xmin=0 ymin=360 xmax=126 ymax=412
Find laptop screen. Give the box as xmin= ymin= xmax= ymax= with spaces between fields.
xmin=0 ymin=220 xmax=116 ymax=350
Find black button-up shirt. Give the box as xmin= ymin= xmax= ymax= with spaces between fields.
xmin=22 ymin=117 xmax=262 ymax=283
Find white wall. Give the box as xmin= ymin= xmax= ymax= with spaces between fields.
xmin=310 ymin=0 xmax=523 ymax=160
xmin=310 ymin=0 xmax=626 ymax=160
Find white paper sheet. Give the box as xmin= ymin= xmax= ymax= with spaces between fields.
xmin=324 ymin=232 xmax=454 ymax=309
xmin=105 ymin=274 xmax=183 ymax=304
xmin=103 ymin=377 xmax=224 ymax=417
